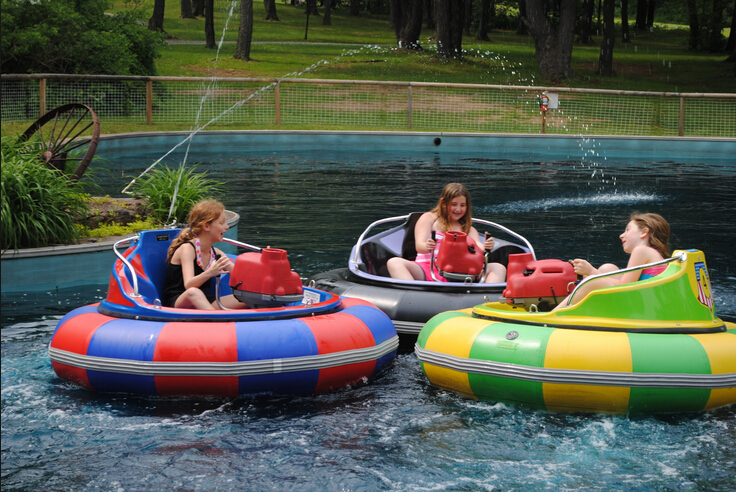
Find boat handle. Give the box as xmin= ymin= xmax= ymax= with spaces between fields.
xmin=113 ymin=235 xmax=142 ymax=297
xmin=471 ymin=218 xmax=536 ymax=261
xmin=566 ymin=251 xmax=687 ymax=307
xmin=351 ymin=214 xmax=411 ymax=263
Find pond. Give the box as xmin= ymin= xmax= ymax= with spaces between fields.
xmin=2 ymin=132 xmax=735 ymax=491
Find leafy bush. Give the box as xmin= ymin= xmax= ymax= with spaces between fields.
xmin=0 ymin=0 xmax=164 ymax=75
xmin=1 ymin=137 xmax=90 ymax=250
xmin=129 ymin=164 xmax=222 ymax=225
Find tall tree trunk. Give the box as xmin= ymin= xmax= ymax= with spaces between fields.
xmin=263 ymin=0 xmax=279 ymax=21
xmin=306 ymin=0 xmax=319 ymax=16
xmin=521 ymin=0 xmax=577 ymax=81
xmin=193 ymin=0 xmax=204 ymax=16
xmin=476 ymin=0 xmax=491 ymax=41
xmin=464 ymin=0 xmax=473 ymax=36
xmin=621 ymin=0 xmax=630 ymax=43
xmin=234 ymin=0 xmax=253 ymax=60
xmin=323 ymin=0 xmax=332 ymax=25
xmin=148 ymin=0 xmax=166 ymax=31
xmin=646 ymin=0 xmax=656 ymax=27
xmin=516 ymin=0 xmax=528 ymax=35
xmin=578 ymin=0 xmax=594 ymax=44
xmin=726 ymin=0 xmax=736 ymax=52
xmin=435 ymin=0 xmax=465 ymax=59
xmin=424 ymin=0 xmax=435 ymax=29
xmin=350 ymin=0 xmax=360 ymax=16
xmin=390 ymin=0 xmax=424 ymax=49
xmin=707 ymin=0 xmax=727 ymax=51
xmin=181 ymin=0 xmax=196 ymax=19
xmin=635 ymin=0 xmax=647 ymax=30
xmin=686 ymin=0 xmax=700 ymax=49
xmin=597 ymin=0 xmax=615 ymax=75
xmin=205 ymin=0 xmax=215 ymax=48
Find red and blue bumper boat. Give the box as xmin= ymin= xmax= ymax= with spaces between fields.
xmin=49 ymin=229 xmax=398 ymax=397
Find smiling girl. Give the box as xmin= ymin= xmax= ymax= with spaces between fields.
xmin=387 ymin=183 xmax=506 ymax=283
xmin=163 ymin=199 xmax=248 ymax=309
xmin=553 ymin=212 xmax=671 ymax=309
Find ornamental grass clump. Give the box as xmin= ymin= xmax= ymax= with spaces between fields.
xmin=1 ymin=138 xmax=89 ymax=251
xmin=129 ymin=163 xmax=222 ymax=225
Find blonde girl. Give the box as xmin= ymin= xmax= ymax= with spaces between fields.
xmin=162 ymin=199 xmax=247 ymax=309
xmin=387 ymin=183 xmax=506 ymax=283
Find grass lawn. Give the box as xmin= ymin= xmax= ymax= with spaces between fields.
xmin=2 ymin=2 xmax=733 ymax=137
xmin=116 ymin=2 xmax=734 ymax=93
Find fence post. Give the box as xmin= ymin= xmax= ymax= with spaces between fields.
xmin=275 ymin=80 xmax=281 ymax=125
xmin=39 ymin=78 xmax=46 ymax=117
xmin=407 ymin=85 xmax=412 ymax=129
xmin=146 ymin=79 xmax=153 ymax=125
xmin=679 ymin=96 xmax=685 ymax=136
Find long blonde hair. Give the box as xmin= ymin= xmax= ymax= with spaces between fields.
xmin=631 ymin=212 xmax=670 ymax=259
xmin=167 ymin=199 xmax=225 ymax=263
xmin=430 ymin=183 xmax=472 ymax=234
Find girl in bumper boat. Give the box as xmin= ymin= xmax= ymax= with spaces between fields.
xmin=554 ymin=212 xmax=670 ymax=310
xmin=386 ymin=183 xmax=507 ymax=283
xmin=163 ymin=199 xmax=248 ymax=310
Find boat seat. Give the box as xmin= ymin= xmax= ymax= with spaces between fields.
xmin=399 ymin=212 xmax=423 ymax=262
xmin=358 ymin=212 xmax=422 ymax=277
xmin=118 ymin=229 xmax=176 ymax=304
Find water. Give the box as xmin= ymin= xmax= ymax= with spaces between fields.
xmin=3 ymin=144 xmax=736 ymax=490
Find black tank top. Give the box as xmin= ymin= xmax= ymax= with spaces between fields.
xmin=162 ymin=242 xmax=214 ymax=307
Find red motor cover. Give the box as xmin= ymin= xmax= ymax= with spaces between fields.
xmin=229 ymin=248 xmax=303 ymax=296
xmin=436 ymin=231 xmax=484 ymax=277
xmin=503 ymin=253 xmax=576 ymax=299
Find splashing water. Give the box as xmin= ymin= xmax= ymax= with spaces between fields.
xmin=489 ymin=191 xmax=664 ymax=214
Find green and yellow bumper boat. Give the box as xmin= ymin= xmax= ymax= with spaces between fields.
xmin=415 ymin=250 xmax=736 ymax=414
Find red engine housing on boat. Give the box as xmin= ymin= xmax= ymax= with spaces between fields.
xmin=229 ymin=248 xmax=304 ymax=308
xmin=436 ymin=231 xmax=485 ymax=282
xmin=502 ymin=253 xmax=577 ymax=308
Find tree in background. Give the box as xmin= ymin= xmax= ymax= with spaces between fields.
xmin=193 ymin=0 xmax=204 ymax=16
xmin=1 ymin=0 xmax=163 ymax=75
xmin=521 ymin=0 xmax=577 ymax=81
xmin=264 ymin=0 xmax=279 ymax=21
xmin=687 ymin=0 xmax=730 ymax=51
xmin=598 ymin=0 xmax=616 ymax=75
xmin=181 ymin=0 xmax=196 ymax=19
xmin=234 ymin=0 xmax=254 ymax=61
xmin=149 ymin=0 xmax=166 ymax=31
xmin=621 ymin=0 xmax=631 ymax=43
xmin=205 ymin=0 xmax=215 ymax=48
xmin=578 ymin=0 xmax=595 ymax=44
xmin=435 ymin=0 xmax=465 ymax=59
xmin=475 ymin=0 xmax=492 ymax=41
xmin=390 ymin=0 xmax=423 ymax=49
xmin=323 ymin=0 xmax=332 ymax=25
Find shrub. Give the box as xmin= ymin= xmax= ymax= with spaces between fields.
xmin=1 ymin=137 xmax=89 ymax=250
xmin=129 ymin=163 xmax=222 ymax=225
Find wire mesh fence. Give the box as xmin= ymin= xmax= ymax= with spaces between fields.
xmin=2 ymin=74 xmax=735 ymax=137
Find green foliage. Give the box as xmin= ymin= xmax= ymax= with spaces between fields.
xmin=129 ymin=164 xmax=222 ymax=224
xmin=1 ymin=137 xmax=90 ymax=250
xmin=0 ymin=0 xmax=164 ymax=75
xmin=80 ymin=217 xmax=160 ymax=237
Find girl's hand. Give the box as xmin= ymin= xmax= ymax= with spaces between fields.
xmin=208 ymin=255 xmax=232 ymax=277
xmin=570 ymin=259 xmax=595 ymax=277
xmin=483 ymin=236 xmax=495 ymax=251
xmin=426 ymin=237 xmax=436 ymax=251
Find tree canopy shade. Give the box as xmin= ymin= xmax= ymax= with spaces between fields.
xmin=1 ymin=0 xmax=164 ymax=75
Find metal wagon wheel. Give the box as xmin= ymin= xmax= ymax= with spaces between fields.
xmin=19 ymin=103 xmax=101 ymax=182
